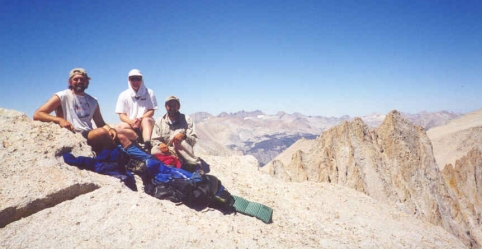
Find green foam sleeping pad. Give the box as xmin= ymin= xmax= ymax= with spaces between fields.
xmin=232 ymin=195 xmax=273 ymax=224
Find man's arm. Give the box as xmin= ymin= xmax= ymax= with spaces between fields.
xmin=55 ymin=105 xmax=64 ymax=118
xmin=118 ymin=113 xmax=135 ymax=126
xmin=183 ymin=115 xmax=198 ymax=146
xmin=33 ymin=95 xmax=74 ymax=131
xmin=92 ymin=105 xmax=107 ymax=128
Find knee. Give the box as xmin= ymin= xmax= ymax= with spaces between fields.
xmin=87 ymin=128 xmax=114 ymax=153
xmin=142 ymin=117 xmax=154 ymax=126
xmin=180 ymin=140 xmax=195 ymax=149
xmin=88 ymin=128 xmax=109 ymax=140
xmin=174 ymin=141 xmax=195 ymax=155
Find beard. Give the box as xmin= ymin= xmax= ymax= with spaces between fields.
xmin=167 ymin=110 xmax=180 ymax=119
xmin=71 ymin=84 xmax=86 ymax=94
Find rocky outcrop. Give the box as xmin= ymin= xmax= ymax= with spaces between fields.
xmin=0 ymin=109 xmax=117 ymax=228
xmin=442 ymin=148 xmax=482 ymax=246
xmin=263 ymin=110 xmax=481 ymax=248
xmin=0 ymin=108 xmax=468 ymax=248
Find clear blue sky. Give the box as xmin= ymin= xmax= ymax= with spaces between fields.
xmin=1 ymin=0 xmax=481 ymax=124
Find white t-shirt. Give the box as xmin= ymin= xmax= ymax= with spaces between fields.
xmin=55 ymin=89 xmax=98 ymax=132
xmin=115 ymin=86 xmax=158 ymax=119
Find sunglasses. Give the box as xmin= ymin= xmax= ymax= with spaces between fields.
xmin=129 ymin=76 xmax=142 ymax=81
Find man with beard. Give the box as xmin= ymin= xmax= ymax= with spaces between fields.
xmin=34 ymin=68 xmax=113 ymax=148
xmin=151 ymin=96 xmax=202 ymax=172
xmin=114 ymin=69 xmax=157 ymax=153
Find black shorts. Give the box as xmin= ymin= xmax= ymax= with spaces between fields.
xmin=81 ymin=130 xmax=90 ymax=139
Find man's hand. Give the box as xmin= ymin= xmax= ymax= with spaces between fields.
xmin=108 ymin=128 xmax=117 ymax=142
xmin=58 ymin=119 xmax=75 ymax=132
xmin=159 ymin=142 xmax=169 ymax=153
xmin=131 ymin=118 xmax=142 ymax=129
xmin=172 ymin=132 xmax=185 ymax=144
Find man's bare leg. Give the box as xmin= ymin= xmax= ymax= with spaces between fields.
xmin=87 ymin=127 xmax=116 ymax=154
xmin=115 ymin=122 xmax=139 ymax=141
xmin=141 ymin=118 xmax=154 ymax=142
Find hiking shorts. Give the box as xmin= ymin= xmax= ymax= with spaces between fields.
xmin=81 ymin=130 xmax=90 ymax=139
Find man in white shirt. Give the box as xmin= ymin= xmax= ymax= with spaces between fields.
xmin=34 ymin=68 xmax=114 ymax=153
xmin=115 ymin=69 xmax=158 ymax=153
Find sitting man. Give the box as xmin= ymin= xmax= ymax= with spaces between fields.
xmin=33 ymin=68 xmax=113 ymax=151
xmin=151 ymin=96 xmax=202 ymax=172
xmin=115 ymin=69 xmax=158 ymax=153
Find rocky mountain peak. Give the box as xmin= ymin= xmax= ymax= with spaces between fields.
xmin=217 ymin=110 xmax=265 ymax=118
xmin=264 ymin=109 xmax=482 ymax=248
xmin=0 ymin=108 xmax=472 ymax=248
xmin=189 ymin=111 xmax=214 ymax=123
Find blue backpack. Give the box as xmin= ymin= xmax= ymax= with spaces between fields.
xmin=123 ymin=144 xmax=234 ymax=211
xmin=129 ymin=157 xmax=235 ymax=211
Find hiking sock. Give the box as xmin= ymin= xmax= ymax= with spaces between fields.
xmin=134 ymin=129 xmax=143 ymax=144
xmin=144 ymin=140 xmax=152 ymax=154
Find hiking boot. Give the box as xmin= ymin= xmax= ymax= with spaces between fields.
xmin=182 ymin=163 xmax=202 ymax=173
xmin=198 ymin=158 xmax=210 ymax=174
xmin=216 ymin=189 xmax=235 ymax=206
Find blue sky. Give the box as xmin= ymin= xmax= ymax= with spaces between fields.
xmin=1 ymin=0 xmax=481 ymax=124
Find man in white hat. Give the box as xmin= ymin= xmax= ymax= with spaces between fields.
xmin=151 ymin=95 xmax=202 ymax=171
xmin=115 ymin=69 xmax=158 ymax=153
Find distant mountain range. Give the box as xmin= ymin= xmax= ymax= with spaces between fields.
xmin=192 ymin=110 xmax=462 ymax=165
